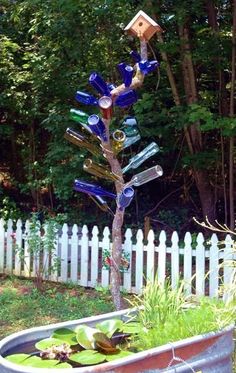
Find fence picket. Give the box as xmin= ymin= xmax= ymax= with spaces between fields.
xmin=171 ymin=231 xmax=179 ymax=289
xmin=209 ymin=234 xmax=219 ymax=298
xmin=196 ymin=233 xmax=205 ymax=296
xmin=101 ymin=227 xmax=110 ymax=288
xmin=80 ymin=225 xmax=89 ymax=287
xmin=6 ymin=219 xmax=13 ymax=275
xmin=91 ymin=226 xmax=99 ymax=287
xmin=123 ymin=229 xmax=132 ymax=292
xmin=223 ymin=235 xmax=234 ymax=301
xmin=70 ymin=224 xmax=79 ymax=284
xmin=135 ymin=229 xmax=144 ymax=293
xmin=183 ymin=232 xmax=192 ymax=295
xmin=23 ymin=220 xmax=31 ymax=277
xmin=146 ymin=230 xmax=155 ymax=282
xmin=14 ymin=219 xmax=22 ymax=276
xmin=42 ymin=223 xmax=49 ymax=280
xmin=158 ymin=230 xmax=166 ymax=285
xmin=60 ymin=223 xmax=69 ymax=282
xmin=0 ymin=219 xmax=5 ymax=273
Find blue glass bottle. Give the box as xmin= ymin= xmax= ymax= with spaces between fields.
xmin=89 ymin=72 xmax=110 ymax=96
xmin=88 ymin=114 xmax=107 ymax=142
xmin=117 ymin=62 xmax=127 ymax=79
xmin=108 ymin=83 xmax=116 ymax=92
xmin=139 ymin=60 xmax=159 ymax=75
xmin=75 ymin=91 xmax=98 ymax=105
xmin=123 ymin=66 xmax=133 ymax=87
xmin=130 ymin=50 xmax=141 ymax=63
xmin=117 ymin=187 xmax=134 ymax=209
xmin=74 ymin=179 xmax=116 ymax=199
xmin=121 ymin=116 xmax=139 ymax=137
xmin=115 ymin=90 xmax=137 ymax=107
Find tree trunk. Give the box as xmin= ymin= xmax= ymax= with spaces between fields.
xmin=179 ymin=23 xmax=216 ymax=221
xmin=229 ymin=0 xmax=236 ymax=229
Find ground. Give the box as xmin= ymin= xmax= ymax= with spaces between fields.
xmin=0 ymin=275 xmax=116 ymax=340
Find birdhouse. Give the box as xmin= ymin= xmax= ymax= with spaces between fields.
xmin=124 ymin=10 xmax=163 ymax=41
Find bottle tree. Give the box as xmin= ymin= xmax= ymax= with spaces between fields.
xmin=65 ymin=11 xmax=163 ymax=310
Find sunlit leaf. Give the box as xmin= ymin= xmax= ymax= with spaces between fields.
xmin=5 ymin=354 xmax=29 ymax=364
xmin=52 ymin=328 xmax=78 ymax=346
xmin=69 ymin=350 xmax=106 ymax=365
xmin=96 ymin=319 xmax=124 ymax=338
xmin=35 ymin=337 xmax=70 ymax=351
xmin=105 ymin=350 xmax=135 ymax=361
xmin=54 ymin=362 xmax=73 ymax=369
xmin=75 ymin=325 xmax=100 ymax=350
xmin=20 ymin=356 xmax=42 ymax=366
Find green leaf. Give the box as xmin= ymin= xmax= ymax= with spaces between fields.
xmin=35 ymin=337 xmax=70 ymax=351
xmin=54 ymin=362 xmax=73 ymax=369
xmin=5 ymin=354 xmax=29 ymax=364
xmin=69 ymin=350 xmax=106 ymax=365
xmin=105 ymin=350 xmax=134 ymax=361
xmin=96 ymin=319 xmax=124 ymax=338
xmin=52 ymin=328 xmax=78 ymax=346
xmin=20 ymin=356 xmax=42 ymax=366
xmin=75 ymin=325 xmax=99 ymax=350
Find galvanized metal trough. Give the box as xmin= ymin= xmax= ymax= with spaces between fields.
xmin=0 ymin=309 xmax=234 ymax=373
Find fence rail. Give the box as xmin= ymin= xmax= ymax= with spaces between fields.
xmin=0 ymin=218 xmax=235 ymax=298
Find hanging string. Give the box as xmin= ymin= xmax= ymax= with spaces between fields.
xmin=166 ymin=343 xmax=197 ymax=372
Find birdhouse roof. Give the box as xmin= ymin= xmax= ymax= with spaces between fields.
xmin=124 ymin=10 xmax=162 ymax=33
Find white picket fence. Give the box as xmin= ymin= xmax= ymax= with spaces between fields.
xmin=0 ymin=218 xmax=235 ymax=299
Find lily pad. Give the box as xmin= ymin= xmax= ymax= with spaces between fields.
xmin=35 ymin=337 xmax=70 ymax=351
xmin=69 ymin=350 xmax=106 ymax=365
xmin=20 ymin=356 xmax=42 ymax=366
xmin=75 ymin=325 xmax=99 ymax=350
xmin=96 ymin=319 xmax=124 ymax=338
xmin=54 ymin=362 xmax=73 ymax=369
xmin=52 ymin=328 xmax=78 ymax=346
xmin=5 ymin=354 xmax=29 ymax=364
xmin=105 ymin=350 xmax=135 ymax=361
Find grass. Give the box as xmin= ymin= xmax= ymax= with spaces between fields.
xmin=0 ymin=275 xmax=114 ymax=340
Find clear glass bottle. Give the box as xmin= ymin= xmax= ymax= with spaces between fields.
xmin=122 ymin=142 xmax=160 ymax=173
xmin=128 ymin=165 xmax=163 ymax=187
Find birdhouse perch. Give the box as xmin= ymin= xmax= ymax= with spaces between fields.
xmin=124 ymin=10 xmax=163 ymax=41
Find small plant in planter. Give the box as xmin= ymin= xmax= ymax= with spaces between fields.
xmin=128 ymin=279 xmax=235 ymax=353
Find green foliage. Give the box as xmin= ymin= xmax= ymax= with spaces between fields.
xmin=157 ymin=208 xmax=188 ymax=230
xmin=129 ymin=279 xmax=235 ymax=352
xmin=0 ymin=196 xmax=23 ymax=221
xmin=15 ymin=213 xmax=61 ymax=289
xmin=0 ymin=0 xmax=235 ymax=226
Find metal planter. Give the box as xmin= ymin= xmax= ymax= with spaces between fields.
xmin=0 ymin=309 xmax=234 ymax=373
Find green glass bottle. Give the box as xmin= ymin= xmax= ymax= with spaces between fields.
xmin=70 ymin=108 xmax=92 ymax=134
